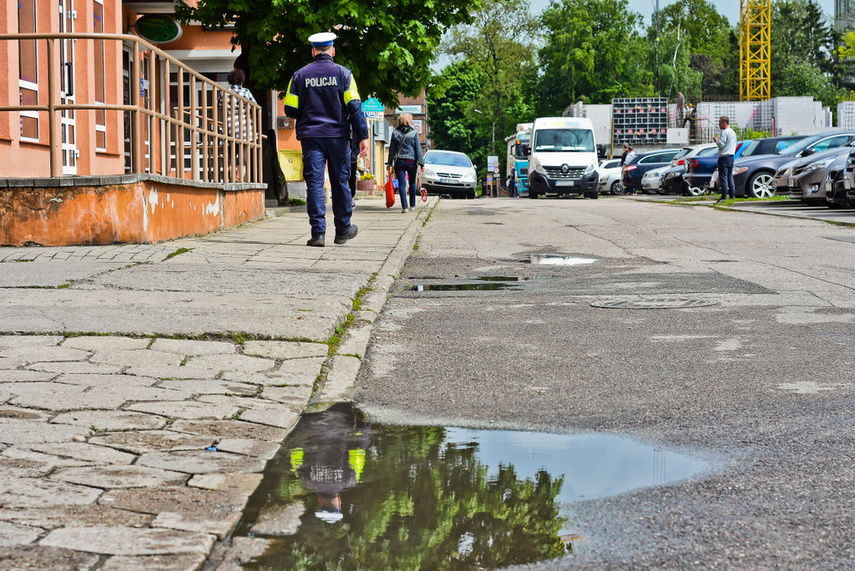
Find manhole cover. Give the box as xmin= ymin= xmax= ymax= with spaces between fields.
xmin=592 ymin=298 xmax=719 ymax=309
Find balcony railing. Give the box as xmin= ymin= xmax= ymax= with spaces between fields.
xmin=1 ymin=32 xmax=263 ymax=184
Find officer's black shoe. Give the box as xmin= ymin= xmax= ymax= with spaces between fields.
xmin=334 ymin=224 xmax=358 ymax=245
xmin=306 ymin=235 xmax=325 ymax=247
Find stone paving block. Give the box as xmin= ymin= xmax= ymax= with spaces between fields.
xmin=8 ymin=383 xmax=192 ymax=411
xmin=187 ymin=473 xmax=263 ymax=496
xmin=0 ymin=520 xmax=42 ymax=546
xmin=239 ymin=407 xmax=300 ymax=429
xmin=26 ymin=361 xmax=124 ymax=375
xmin=185 ymin=353 xmax=276 ymax=374
xmin=40 ymin=526 xmax=216 ymax=556
xmin=169 ymin=420 xmax=287 ymax=442
xmin=0 ymin=419 xmax=91 ymax=445
xmin=215 ymin=439 xmax=280 ymax=459
xmin=0 ymin=545 xmax=99 ymax=570
xmin=0 ymin=478 xmax=102 ymax=508
xmin=150 ymin=339 xmax=236 ymax=356
xmin=54 ymin=372 xmax=158 ymax=387
xmin=136 ymin=450 xmax=268 ymax=474
xmin=0 ymin=369 xmax=56 ymax=382
xmin=29 ymin=442 xmax=136 ymax=465
xmin=261 ymin=384 xmax=314 ymax=403
xmin=0 ymin=505 xmax=152 ymax=530
xmin=0 ymin=447 xmax=91 ymax=478
xmin=212 ymin=536 xmax=272 ymax=571
xmin=88 ymin=430 xmax=213 ymax=455
xmin=90 ymin=349 xmax=182 ymax=368
xmin=50 ymin=410 xmax=167 ymax=431
xmin=0 ymin=346 xmax=91 ymax=365
xmin=100 ymin=552 xmax=208 ymax=571
xmin=221 ymin=356 xmax=324 ymax=387
xmin=127 ymin=400 xmax=239 ymax=420
xmin=51 ymin=465 xmax=189 ymax=489
xmin=0 ymin=336 xmax=63 ymax=349
xmin=0 ymin=407 xmax=51 ymax=422
xmin=124 ymin=365 xmax=221 ymax=380
xmin=243 ymin=340 xmax=328 ymax=359
xmin=61 ymin=336 xmax=151 ymax=352
xmin=249 ymin=502 xmax=305 ymax=536
xmin=101 ymin=487 xmax=248 ymax=539
xmin=157 ymin=379 xmax=260 ymax=396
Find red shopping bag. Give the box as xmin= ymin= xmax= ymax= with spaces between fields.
xmin=385 ymin=176 xmax=396 ymax=208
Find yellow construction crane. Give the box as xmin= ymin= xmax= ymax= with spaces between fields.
xmin=740 ymin=0 xmax=771 ymax=101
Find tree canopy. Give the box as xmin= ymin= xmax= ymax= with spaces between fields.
xmin=176 ymin=0 xmax=480 ymax=107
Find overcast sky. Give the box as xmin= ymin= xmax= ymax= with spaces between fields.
xmin=528 ymin=0 xmax=836 ymax=26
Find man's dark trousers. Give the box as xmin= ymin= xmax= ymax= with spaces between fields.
xmin=718 ymin=154 xmax=735 ymax=200
xmin=303 ymin=137 xmax=352 ymax=238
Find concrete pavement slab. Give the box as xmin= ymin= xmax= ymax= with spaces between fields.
xmin=40 ymin=526 xmax=215 ymax=556
xmin=0 ymin=200 xmax=434 ymax=566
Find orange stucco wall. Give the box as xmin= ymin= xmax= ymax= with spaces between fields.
xmin=0 ymin=180 xmax=265 ymax=246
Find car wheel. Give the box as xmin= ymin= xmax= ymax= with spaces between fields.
xmin=467 ymin=189 xmax=476 ymax=199
xmin=529 ymin=191 xmax=538 ymax=199
xmin=588 ymin=191 xmax=599 ymax=199
xmin=684 ymin=183 xmax=704 ymax=196
xmin=747 ymin=172 xmax=775 ymax=198
xmin=610 ymin=181 xmax=623 ymax=195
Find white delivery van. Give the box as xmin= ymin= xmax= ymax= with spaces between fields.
xmin=523 ymin=117 xmax=599 ymax=199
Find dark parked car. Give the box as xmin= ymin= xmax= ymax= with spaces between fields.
xmin=659 ymin=165 xmax=688 ymax=195
xmin=730 ymin=131 xmax=855 ymax=198
xmin=737 ymin=135 xmax=806 ymax=159
xmin=621 ymin=148 xmax=681 ymax=193
xmin=681 ymin=146 xmax=723 ymax=195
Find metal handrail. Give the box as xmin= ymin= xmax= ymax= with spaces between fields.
xmin=0 ymin=32 xmax=263 ymax=184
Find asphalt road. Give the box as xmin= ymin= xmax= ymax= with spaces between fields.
xmin=354 ymin=196 xmax=855 ymax=569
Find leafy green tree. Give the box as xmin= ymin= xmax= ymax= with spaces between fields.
xmin=537 ymin=0 xmax=652 ymax=113
xmin=175 ymin=0 xmax=480 ymax=107
xmin=425 ymin=61 xmax=484 ymax=163
xmin=440 ymin=0 xmax=540 ymax=168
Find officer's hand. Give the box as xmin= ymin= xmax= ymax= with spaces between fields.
xmin=359 ymin=139 xmax=369 ymax=157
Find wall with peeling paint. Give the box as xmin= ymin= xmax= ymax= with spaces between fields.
xmin=0 ymin=177 xmax=265 ymax=246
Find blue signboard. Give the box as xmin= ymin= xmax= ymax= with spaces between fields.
xmin=362 ymin=97 xmax=384 ymax=113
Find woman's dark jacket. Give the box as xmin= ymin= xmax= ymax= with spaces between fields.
xmin=387 ymin=125 xmax=424 ymax=167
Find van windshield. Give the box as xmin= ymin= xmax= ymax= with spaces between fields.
xmin=533 ymin=129 xmax=594 ymax=152
xmin=514 ymin=134 xmax=530 ymax=159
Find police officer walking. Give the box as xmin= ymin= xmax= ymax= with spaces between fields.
xmin=284 ymin=32 xmax=369 ymax=247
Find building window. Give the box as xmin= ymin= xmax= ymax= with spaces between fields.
xmin=93 ymin=0 xmax=106 ymax=150
xmin=18 ymin=0 xmax=38 ymax=140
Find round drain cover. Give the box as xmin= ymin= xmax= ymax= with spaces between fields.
xmin=591 ymin=298 xmax=719 ymax=309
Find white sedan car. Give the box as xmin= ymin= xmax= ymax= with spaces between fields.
xmin=596 ymin=158 xmax=623 ymax=195
xmin=641 ymin=165 xmax=670 ymax=194
xmin=421 ymin=150 xmax=478 ymax=199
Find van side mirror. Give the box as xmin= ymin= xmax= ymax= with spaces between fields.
xmin=521 ymin=144 xmax=530 ymax=156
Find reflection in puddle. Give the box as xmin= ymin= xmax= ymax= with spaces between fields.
xmin=411 ymin=282 xmax=520 ymax=291
xmin=529 ymin=254 xmax=599 ymax=265
xmin=236 ymin=404 xmax=706 ymax=570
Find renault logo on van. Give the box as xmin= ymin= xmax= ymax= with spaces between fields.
xmin=561 ymin=164 xmax=570 ymax=173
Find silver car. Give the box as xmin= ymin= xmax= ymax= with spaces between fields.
xmin=641 ymin=166 xmax=669 ymax=194
xmin=596 ymin=158 xmax=623 ymax=195
xmin=780 ymin=145 xmax=854 ymax=206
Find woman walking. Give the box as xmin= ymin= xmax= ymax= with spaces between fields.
xmin=387 ymin=114 xmax=424 ymax=213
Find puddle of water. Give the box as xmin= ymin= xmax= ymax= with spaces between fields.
xmin=235 ymin=404 xmax=706 ymax=570
xmin=529 ymin=254 xmax=599 ymax=265
xmin=411 ymin=282 xmax=519 ymax=291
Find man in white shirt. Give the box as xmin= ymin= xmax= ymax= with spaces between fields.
xmin=714 ymin=115 xmax=737 ymax=202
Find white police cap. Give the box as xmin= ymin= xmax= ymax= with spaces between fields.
xmin=315 ymin=510 xmax=344 ymax=523
xmin=309 ymin=32 xmax=336 ymax=47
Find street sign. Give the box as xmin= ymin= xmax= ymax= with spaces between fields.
xmin=366 ymin=111 xmax=384 ymax=121
xmin=362 ymin=97 xmax=384 ymax=113
xmin=488 ymin=155 xmax=499 ymax=173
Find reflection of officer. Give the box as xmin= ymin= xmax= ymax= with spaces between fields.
xmin=286 ymin=403 xmax=370 ymax=524
xmin=284 ymin=32 xmax=369 ymax=248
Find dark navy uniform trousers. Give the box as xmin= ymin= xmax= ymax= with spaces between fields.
xmin=302 ymin=137 xmax=352 ymax=238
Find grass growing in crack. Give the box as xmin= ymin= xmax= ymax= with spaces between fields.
xmin=163 ymin=247 xmax=193 ymax=261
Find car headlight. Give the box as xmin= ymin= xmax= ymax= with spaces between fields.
xmin=807 ymin=158 xmax=835 ymax=171
xmin=462 ymin=172 xmax=476 ymax=183
xmin=583 ymin=163 xmax=594 ymax=174
xmin=423 ymin=168 xmax=436 ymax=178
xmin=733 ymin=166 xmax=748 ymax=176
xmin=780 ymin=166 xmax=793 ymax=177
xmin=532 ymin=157 xmax=545 ymax=174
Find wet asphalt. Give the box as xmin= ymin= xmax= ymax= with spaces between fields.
xmin=354 ymin=195 xmax=855 ymax=569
